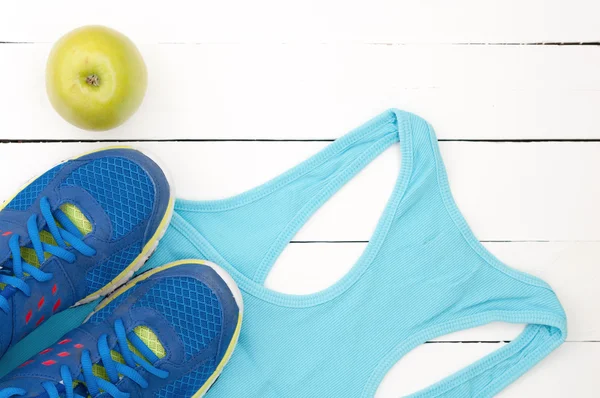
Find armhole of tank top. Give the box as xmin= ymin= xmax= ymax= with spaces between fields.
xmin=361 ymin=309 xmax=566 ymax=397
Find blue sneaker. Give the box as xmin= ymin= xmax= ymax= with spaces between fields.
xmin=0 ymin=260 xmax=243 ymax=398
xmin=0 ymin=147 xmax=174 ymax=358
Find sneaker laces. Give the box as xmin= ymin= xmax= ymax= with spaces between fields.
xmin=0 ymin=197 xmax=96 ymax=313
xmin=0 ymin=319 xmax=169 ymax=398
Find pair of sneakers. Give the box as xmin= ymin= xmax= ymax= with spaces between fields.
xmin=0 ymin=148 xmax=243 ymax=398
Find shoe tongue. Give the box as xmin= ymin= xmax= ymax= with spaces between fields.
xmin=90 ymin=325 xmax=166 ymax=383
xmin=60 ymin=203 xmax=93 ymax=237
xmin=20 ymin=203 xmax=92 ymax=269
xmin=0 ymin=203 xmax=93 ymax=290
xmin=132 ymin=325 xmax=167 ymax=358
xmin=0 ymin=203 xmax=92 ymax=290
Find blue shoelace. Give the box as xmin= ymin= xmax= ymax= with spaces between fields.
xmin=0 ymin=319 xmax=169 ymax=398
xmin=0 ymin=197 xmax=96 ymax=313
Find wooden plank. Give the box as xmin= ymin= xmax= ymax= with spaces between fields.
xmin=1 ymin=44 xmax=600 ymax=140
xmin=0 ymin=141 xmax=598 ymax=242
xmin=0 ymin=142 xmax=596 ymax=341
xmin=268 ymin=241 xmax=599 ymax=342
xmin=0 ymin=1 xmax=598 ymax=44
xmin=376 ymin=342 xmax=598 ymax=397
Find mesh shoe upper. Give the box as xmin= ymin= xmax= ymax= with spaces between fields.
xmin=0 ymin=148 xmax=172 ymax=358
xmin=0 ymin=262 xmax=242 ymax=398
xmin=5 ymin=164 xmax=66 ymax=212
xmin=131 ymin=277 xmax=223 ymax=359
xmin=61 ymin=157 xmax=155 ymax=240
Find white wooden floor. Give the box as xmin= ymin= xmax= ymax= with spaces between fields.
xmin=0 ymin=1 xmax=598 ymax=396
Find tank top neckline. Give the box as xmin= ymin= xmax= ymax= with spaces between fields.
xmin=172 ymin=108 xmax=554 ymax=309
xmin=173 ymin=110 xmax=414 ymax=307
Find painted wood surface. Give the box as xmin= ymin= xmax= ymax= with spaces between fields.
xmin=0 ymin=1 xmax=597 ymax=396
xmin=1 ymin=142 xmax=595 ymax=242
xmin=1 ymin=1 xmax=599 ymax=44
xmin=1 ymin=44 xmax=600 ymax=140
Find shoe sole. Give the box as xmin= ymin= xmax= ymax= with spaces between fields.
xmin=89 ymin=259 xmax=244 ymax=398
xmin=0 ymin=146 xmax=176 ymax=306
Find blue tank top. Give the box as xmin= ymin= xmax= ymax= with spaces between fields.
xmin=144 ymin=109 xmax=567 ymax=397
xmin=0 ymin=109 xmax=567 ymax=397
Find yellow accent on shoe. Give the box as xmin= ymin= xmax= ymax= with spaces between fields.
xmin=19 ymin=231 xmax=56 ymax=268
xmin=90 ymin=326 xmax=165 ymax=383
xmin=91 ymin=351 xmax=121 ymax=382
xmin=60 ymin=203 xmax=93 ymax=236
xmin=20 ymin=248 xmax=44 ymax=268
xmin=134 ymin=325 xmax=166 ymax=358
xmin=16 ymin=204 xmax=90 ymax=269
xmin=0 ymin=232 xmax=56 ymax=288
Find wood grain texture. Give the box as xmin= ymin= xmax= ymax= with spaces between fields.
xmin=1 ymin=44 xmax=600 ymax=140
xmin=1 ymin=0 xmax=599 ymax=44
xmin=1 ymin=142 xmax=596 ymax=241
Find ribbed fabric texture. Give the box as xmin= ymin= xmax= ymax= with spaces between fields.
xmin=144 ymin=109 xmax=567 ymax=397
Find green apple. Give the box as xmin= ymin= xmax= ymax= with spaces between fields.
xmin=46 ymin=26 xmax=147 ymax=131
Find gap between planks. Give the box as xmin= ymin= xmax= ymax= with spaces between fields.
xmin=426 ymin=341 xmax=600 ymax=344
xmin=1 ymin=41 xmax=600 ymax=46
xmin=3 ymin=139 xmax=600 ymax=144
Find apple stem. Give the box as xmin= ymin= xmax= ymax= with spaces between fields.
xmin=86 ymin=74 xmax=100 ymax=87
